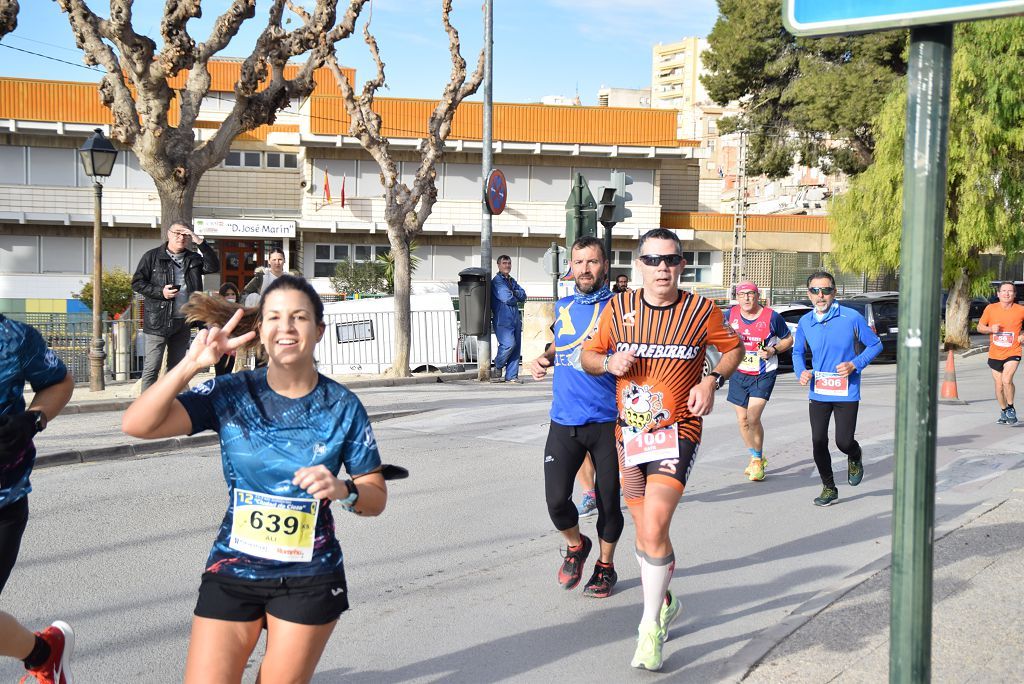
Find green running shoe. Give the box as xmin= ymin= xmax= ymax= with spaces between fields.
xmin=630 ymin=621 xmax=665 ymax=671
xmin=659 ymin=589 xmax=681 ymax=642
xmin=813 ymin=486 xmax=839 ymax=507
xmin=848 ymin=459 xmax=864 ymax=486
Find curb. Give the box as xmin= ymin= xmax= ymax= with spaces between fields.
xmin=55 ymin=371 xmax=480 ymax=415
xmin=720 ymin=496 xmax=1011 ymax=682
xmin=33 ymin=408 xmax=423 ymax=470
xmin=959 ymin=345 xmax=988 ymax=358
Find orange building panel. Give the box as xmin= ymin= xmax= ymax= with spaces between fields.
xmin=167 ymin=61 xmax=355 ymax=95
xmin=310 ymin=96 xmax=695 ymax=147
xmin=0 ymin=77 xmax=113 ymax=125
xmin=662 ymin=211 xmax=830 ymax=234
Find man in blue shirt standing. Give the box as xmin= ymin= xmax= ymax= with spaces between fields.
xmin=491 ymin=254 xmax=527 ymax=383
xmin=793 ymin=272 xmax=882 ymax=506
xmin=529 ymin=236 xmax=623 ymax=597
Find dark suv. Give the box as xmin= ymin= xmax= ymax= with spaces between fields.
xmin=842 ymin=292 xmax=899 ymax=361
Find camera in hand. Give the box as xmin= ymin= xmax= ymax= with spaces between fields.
xmin=168 ymin=284 xmax=181 ymax=292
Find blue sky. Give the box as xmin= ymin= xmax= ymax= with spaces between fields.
xmin=0 ymin=0 xmax=719 ymax=106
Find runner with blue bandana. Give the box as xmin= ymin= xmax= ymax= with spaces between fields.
xmin=529 ymin=236 xmax=623 ymax=598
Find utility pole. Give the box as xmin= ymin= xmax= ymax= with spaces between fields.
xmin=477 ymin=0 xmax=493 ymax=382
xmin=729 ymin=129 xmax=748 ymax=293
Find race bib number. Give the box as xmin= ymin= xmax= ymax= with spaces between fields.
xmin=814 ymin=372 xmax=849 ymax=397
xmin=229 ymin=489 xmax=319 ymax=562
xmin=624 ymin=425 xmax=679 ymax=467
xmin=993 ymin=331 xmax=1015 ymax=348
xmin=739 ymin=350 xmax=761 ymax=373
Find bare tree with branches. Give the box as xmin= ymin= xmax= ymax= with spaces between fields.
xmin=54 ymin=0 xmax=370 ymax=227
xmin=0 ymin=0 xmax=18 ymax=38
xmin=317 ymin=0 xmax=484 ymax=377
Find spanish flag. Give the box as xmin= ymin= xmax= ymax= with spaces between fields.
xmin=323 ymin=170 xmax=332 ymax=204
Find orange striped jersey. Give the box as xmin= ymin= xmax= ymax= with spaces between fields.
xmin=584 ymin=289 xmax=740 ymax=443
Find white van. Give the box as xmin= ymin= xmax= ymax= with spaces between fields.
xmin=315 ymin=293 xmax=464 ymax=374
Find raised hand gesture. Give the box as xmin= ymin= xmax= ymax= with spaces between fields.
xmin=186 ymin=308 xmax=256 ymax=369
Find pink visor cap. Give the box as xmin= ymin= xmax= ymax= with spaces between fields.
xmin=736 ymin=281 xmax=759 ymax=294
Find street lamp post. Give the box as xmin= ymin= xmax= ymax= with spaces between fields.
xmin=78 ymin=128 xmax=118 ymax=392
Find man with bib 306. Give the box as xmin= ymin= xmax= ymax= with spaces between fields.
xmin=725 ymin=281 xmax=793 ymax=482
xmin=581 ymin=228 xmax=742 ymax=671
xmin=977 ymin=281 xmax=1024 ymax=425
xmin=792 ymin=272 xmax=881 ymax=507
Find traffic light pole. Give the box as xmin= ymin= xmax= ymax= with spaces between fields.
xmin=601 ymin=220 xmax=614 ymax=269
xmin=890 ymin=24 xmax=952 ymax=683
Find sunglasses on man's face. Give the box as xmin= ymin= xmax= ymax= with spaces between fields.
xmin=639 ymin=254 xmax=684 ymax=267
xmin=808 ymin=287 xmax=835 ymax=295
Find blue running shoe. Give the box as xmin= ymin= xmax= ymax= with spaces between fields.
xmin=577 ymin=490 xmax=597 ymax=517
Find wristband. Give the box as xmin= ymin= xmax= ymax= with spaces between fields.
xmin=339 ymin=479 xmax=359 ymax=510
xmin=602 ymin=356 xmax=610 ymax=373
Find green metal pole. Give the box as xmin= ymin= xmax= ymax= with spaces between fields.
xmin=574 ymin=174 xmax=584 ymax=240
xmin=890 ymin=24 xmax=952 ymax=683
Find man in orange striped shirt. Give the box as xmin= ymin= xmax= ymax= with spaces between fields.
xmin=582 ymin=228 xmax=742 ymax=671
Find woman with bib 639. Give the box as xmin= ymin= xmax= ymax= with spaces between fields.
xmin=123 ymin=275 xmax=387 ymax=683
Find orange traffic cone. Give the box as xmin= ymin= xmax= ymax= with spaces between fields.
xmin=939 ymin=349 xmax=967 ymax=404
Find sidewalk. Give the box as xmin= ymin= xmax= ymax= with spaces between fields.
xmin=27 ymin=368 xmax=480 ymax=414
xmin=736 ymin=492 xmax=1024 ymax=682
xmin=29 ymin=368 xmax=480 ymax=467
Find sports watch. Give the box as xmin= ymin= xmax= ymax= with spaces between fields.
xmin=339 ymin=479 xmax=359 ymax=509
xmin=708 ymin=371 xmax=725 ymax=390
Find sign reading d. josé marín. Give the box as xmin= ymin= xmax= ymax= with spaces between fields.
xmin=783 ymin=0 xmax=1024 ymax=36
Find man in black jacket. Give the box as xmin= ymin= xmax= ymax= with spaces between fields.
xmin=132 ymin=222 xmax=219 ymax=390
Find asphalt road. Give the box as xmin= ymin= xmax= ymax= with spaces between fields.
xmin=3 ymin=355 xmax=1023 ymax=682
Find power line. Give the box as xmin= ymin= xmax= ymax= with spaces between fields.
xmin=0 ymin=44 xmax=101 ymax=74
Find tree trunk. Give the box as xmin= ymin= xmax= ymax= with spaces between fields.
xmin=386 ymin=228 xmax=412 ymax=378
xmin=155 ymin=176 xmax=200 ymax=229
xmin=944 ymin=267 xmax=971 ymax=350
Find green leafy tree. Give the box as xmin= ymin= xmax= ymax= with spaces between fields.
xmin=702 ymin=0 xmax=906 ymax=178
xmin=830 ymin=18 xmax=1024 ymax=349
xmin=76 ymin=268 xmax=135 ymax=317
xmin=328 ymin=260 xmax=388 ymax=297
xmin=376 ymin=242 xmax=422 ymax=294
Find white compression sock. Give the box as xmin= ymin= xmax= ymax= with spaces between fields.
xmin=637 ymin=547 xmax=675 ymax=626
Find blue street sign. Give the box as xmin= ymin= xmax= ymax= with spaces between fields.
xmin=485 ymin=169 xmax=507 ymax=215
xmin=783 ymin=0 xmax=1024 ymax=36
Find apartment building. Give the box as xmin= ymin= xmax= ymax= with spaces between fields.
xmin=0 ymin=61 xmax=720 ymax=317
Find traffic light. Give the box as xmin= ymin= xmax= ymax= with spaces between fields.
xmin=597 ymin=171 xmax=634 ymax=225
xmin=611 ymin=171 xmax=633 ymax=223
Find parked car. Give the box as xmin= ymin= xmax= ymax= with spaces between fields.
xmin=940 ymin=290 xmax=988 ymax=321
xmin=704 ymin=303 xmax=812 ymax=376
xmin=841 ymin=292 xmax=899 ymax=361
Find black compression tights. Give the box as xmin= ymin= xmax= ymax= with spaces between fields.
xmin=809 ymin=400 xmax=862 ymax=490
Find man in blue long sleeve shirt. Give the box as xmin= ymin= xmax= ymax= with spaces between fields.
xmin=491 ymin=254 xmax=528 ymax=383
xmin=793 ymin=272 xmax=882 ymax=506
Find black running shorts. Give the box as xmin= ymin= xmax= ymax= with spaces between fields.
xmin=0 ymin=496 xmax=29 ymax=595
xmin=194 ymin=571 xmax=348 ymax=625
xmin=988 ymin=356 xmax=1021 ymax=373
xmin=618 ymin=436 xmax=699 ymax=503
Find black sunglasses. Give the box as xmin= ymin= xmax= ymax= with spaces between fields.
xmin=639 ymin=254 xmax=684 ymax=267
xmin=808 ymin=287 xmax=835 ymax=295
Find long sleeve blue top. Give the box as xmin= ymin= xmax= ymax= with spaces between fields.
xmin=491 ymin=273 xmax=527 ymax=330
xmin=793 ymin=304 xmax=882 ymax=402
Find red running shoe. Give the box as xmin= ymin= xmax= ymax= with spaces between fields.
xmin=21 ymin=621 xmax=74 ymax=684
xmin=582 ymin=561 xmax=618 ymax=598
xmin=557 ymin=535 xmax=592 ymax=590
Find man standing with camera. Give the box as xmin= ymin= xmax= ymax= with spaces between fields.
xmin=132 ymin=222 xmax=219 ymax=390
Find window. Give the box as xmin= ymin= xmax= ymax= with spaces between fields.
xmin=681 ymin=251 xmax=712 ymax=283
xmin=335 ymin=320 xmax=374 ymax=343
xmin=266 ymin=152 xmax=298 ymax=169
xmin=614 ymin=250 xmax=632 ymax=266
xmin=354 ymin=245 xmax=372 ymax=262
xmin=313 ymin=244 xmax=349 ymax=277
xmin=225 ymin=151 xmax=261 ymax=168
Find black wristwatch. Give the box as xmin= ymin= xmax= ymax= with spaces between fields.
xmin=339 ymin=479 xmax=359 ymax=509
xmin=708 ymin=371 xmax=725 ymax=390
xmin=28 ymin=410 xmax=46 ymax=433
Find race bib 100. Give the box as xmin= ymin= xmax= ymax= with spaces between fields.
xmin=814 ymin=371 xmax=849 ymax=397
xmin=624 ymin=425 xmax=679 ymax=467
xmin=229 ymin=489 xmax=319 ymax=562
